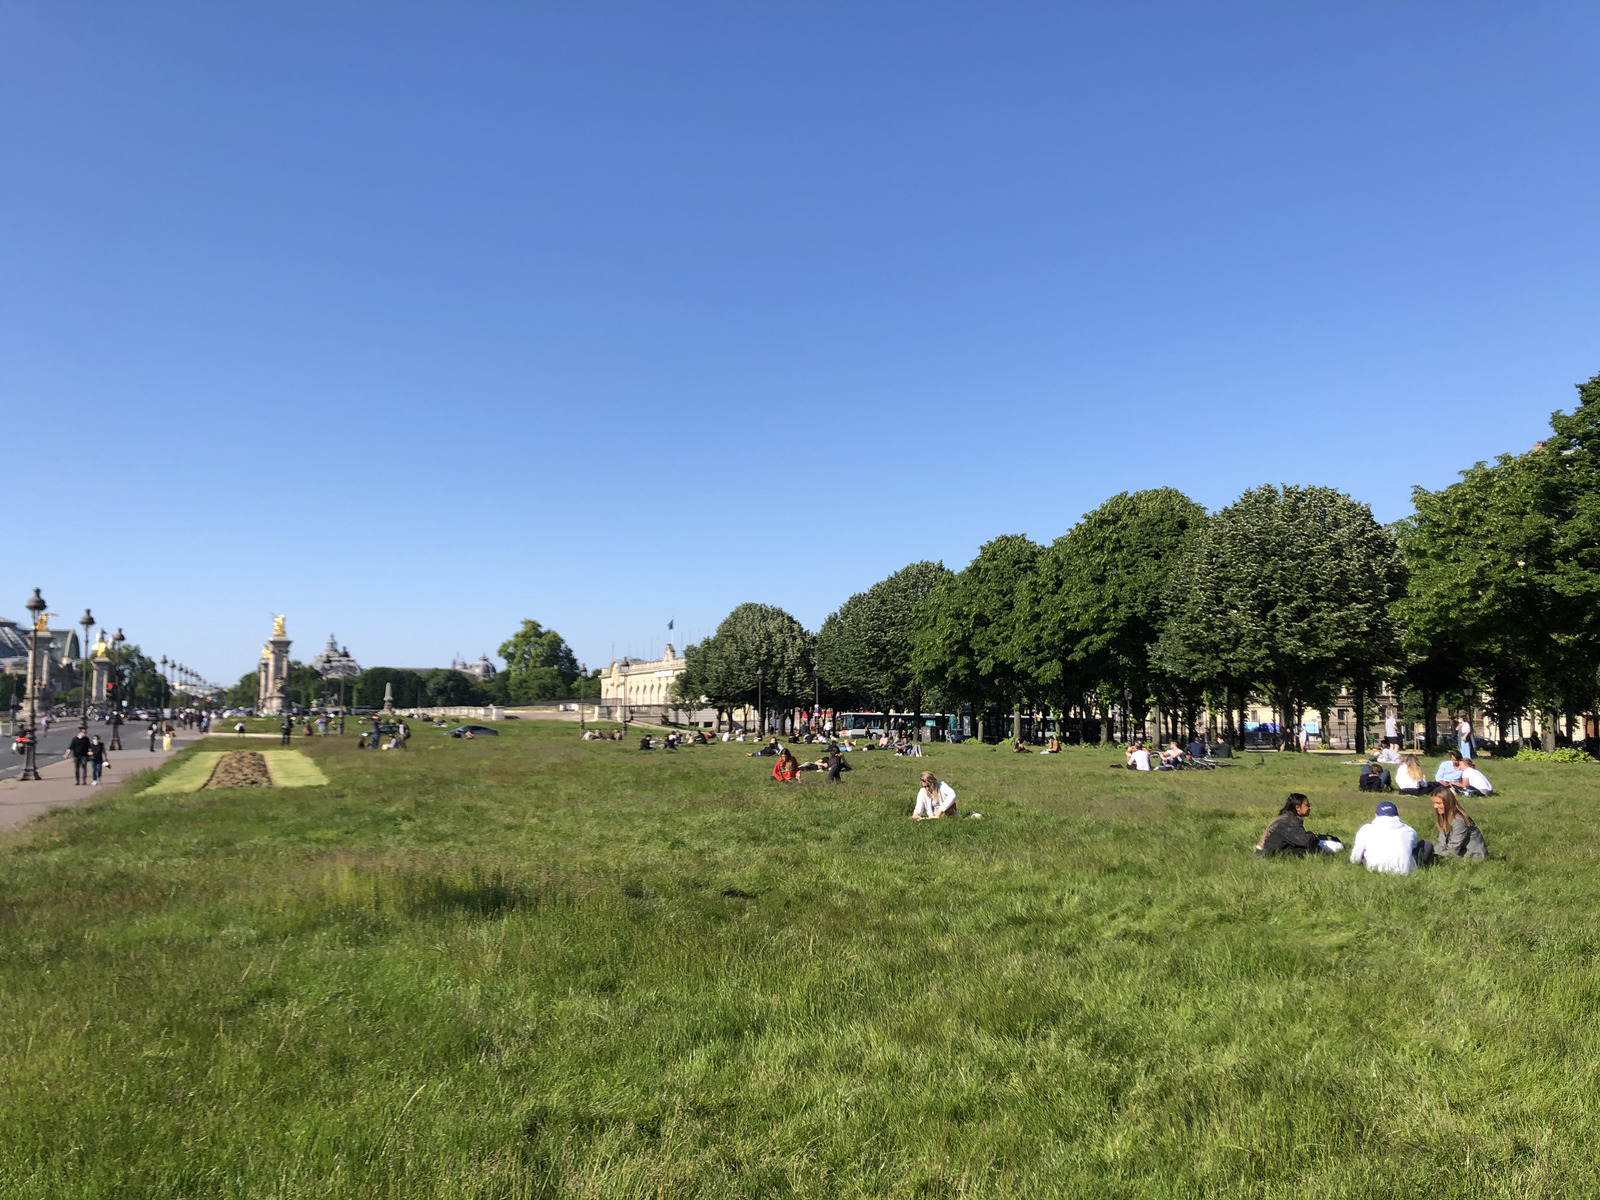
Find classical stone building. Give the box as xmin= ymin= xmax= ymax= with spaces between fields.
xmin=0 ymin=615 xmax=83 ymax=700
xmin=597 ymin=645 xmax=688 ymax=720
xmin=454 ymin=654 xmax=497 ymax=682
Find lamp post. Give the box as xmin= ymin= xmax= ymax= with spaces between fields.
xmin=20 ymin=589 xmax=46 ymax=781
xmin=78 ymin=609 xmax=94 ymax=725
xmin=578 ymin=662 xmax=587 ymax=738
xmin=755 ymin=667 xmax=764 ymax=739
xmin=813 ymin=664 xmax=820 ymax=736
xmin=160 ymin=656 xmax=169 ymax=720
xmin=109 ymin=629 xmax=125 ymax=748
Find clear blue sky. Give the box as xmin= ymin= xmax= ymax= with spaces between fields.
xmin=4 ymin=2 xmax=1596 ymax=685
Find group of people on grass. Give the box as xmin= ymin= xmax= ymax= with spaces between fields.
xmin=767 ymin=744 xmax=852 ymax=783
xmin=1359 ymin=747 xmax=1494 ymax=796
xmin=1125 ymin=737 xmax=1232 ymax=771
xmin=1257 ymin=787 xmax=1488 ymax=872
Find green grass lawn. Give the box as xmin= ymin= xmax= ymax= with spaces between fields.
xmin=2 ymin=722 xmax=1597 ymax=1198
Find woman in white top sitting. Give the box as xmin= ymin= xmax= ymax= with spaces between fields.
xmin=912 ymin=771 xmax=959 ymax=819
xmin=1458 ymin=760 xmax=1494 ymax=796
xmin=1126 ymin=741 xmax=1152 ymax=771
xmin=1394 ymin=752 xmax=1428 ymax=794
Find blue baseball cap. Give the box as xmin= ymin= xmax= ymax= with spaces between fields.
xmin=1376 ymin=801 xmax=1398 ymax=817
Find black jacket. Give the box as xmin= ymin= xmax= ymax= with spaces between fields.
xmin=1256 ymin=811 xmax=1321 ymax=856
xmin=67 ymin=734 xmax=91 ymax=758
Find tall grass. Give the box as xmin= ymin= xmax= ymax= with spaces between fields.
xmin=0 ymin=724 xmax=1595 ymax=1197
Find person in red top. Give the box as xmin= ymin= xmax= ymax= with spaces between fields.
xmin=771 ymin=749 xmax=800 ymax=782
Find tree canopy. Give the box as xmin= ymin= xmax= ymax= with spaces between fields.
xmin=816 ymin=561 xmax=951 ymax=714
xmin=1155 ymin=484 xmax=1405 ymax=746
xmin=497 ymin=620 xmax=581 ymax=704
xmin=1022 ymin=488 xmax=1206 ymax=715
xmin=910 ymin=535 xmax=1041 ymax=713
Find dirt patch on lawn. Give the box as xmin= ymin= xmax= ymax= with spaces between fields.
xmin=204 ymin=751 xmax=274 ymax=789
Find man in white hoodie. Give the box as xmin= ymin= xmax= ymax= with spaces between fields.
xmin=1350 ymin=800 xmax=1434 ymax=874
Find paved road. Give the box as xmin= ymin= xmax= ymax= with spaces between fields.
xmin=0 ymin=713 xmax=200 ymax=784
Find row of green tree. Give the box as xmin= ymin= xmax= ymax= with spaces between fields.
xmin=222 ymin=620 xmax=600 ymax=710
xmin=674 ymin=372 xmax=1600 ymax=750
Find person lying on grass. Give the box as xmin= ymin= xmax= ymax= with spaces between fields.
xmin=1255 ymin=793 xmax=1341 ymax=857
xmin=1432 ymin=786 xmax=1489 ymax=860
xmin=771 ymin=749 xmax=801 ymax=782
xmin=912 ymin=771 xmax=959 ymax=819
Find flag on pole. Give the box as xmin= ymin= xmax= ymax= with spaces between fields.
xmin=668 ymin=618 xmax=674 ymax=630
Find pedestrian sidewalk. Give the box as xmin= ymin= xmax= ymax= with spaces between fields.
xmin=0 ymin=734 xmax=201 ymax=833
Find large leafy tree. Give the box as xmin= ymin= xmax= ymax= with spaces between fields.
xmin=1023 ymin=489 xmax=1206 ymax=737
xmin=910 ymin=535 xmax=1041 ymax=738
xmin=497 ymin=620 xmax=580 ymax=703
xmin=1155 ymin=484 xmax=1405 ymax=749
xmin=816 ymin=561 xmax=951 ymax=717
xmin=685 ymin=603 xmax=814 ymax=719
xmin=1397 ymin=371 xmax=1600 ymax=748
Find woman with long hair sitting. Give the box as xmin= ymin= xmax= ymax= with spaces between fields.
xmin=911 ymin=771 xmax=959 ymax=819
xmin=1432 ymin=786 xmax=1488 ymax=860
xmin=1394 ymin=752 xmax=1428 ymax=794
xmin=771 ymin=748 xmax=801 ymax=782
xmin=1255 ymin=793 xmax=1338 ymax=857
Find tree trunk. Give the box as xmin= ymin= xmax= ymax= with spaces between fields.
xmin=1423 ymin=693 xmax=1437 ymax=754
xmin=1542 ymin=710 xmax=1557 ymax=752
xmin=1013 ymin=706 xmax=1022 ymax=742
xmin=1353 ymin=679 xmax=1366 ymax=754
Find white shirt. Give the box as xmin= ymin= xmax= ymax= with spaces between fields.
xmin=1376 ymin=746 xmax=1402 ymax=764
xmin=1350 ymin=815 xmax=1417 ymax=875
xmin=913 ymin=781 xmax=957 ymax=818
xmin=1460 ymin=766 xmax=1493 ymax=794
xmin=1128 ymin=749 xmax=1151 ymax=771
xmin=1395 ymin=762 xmax=1425 ymax=790
xmin=1385 ymin=717 xmax=1399 ymax=738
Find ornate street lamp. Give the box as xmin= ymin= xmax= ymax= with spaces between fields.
xmin=578 ymin=662 xmax=587 ymax=738
xmin=20 ymin=589 xmax=46 ymax=781
xmin=813 ymin=663 xmax=820 ymax=735
xmin=109 ymin=628 xmax=125 ymax=748
xmin=78 ymin=609 xmax=94 ymax=725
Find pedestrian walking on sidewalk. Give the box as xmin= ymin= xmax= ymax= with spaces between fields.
xmin=88 ymin=735 xmax=108 ymax=785
xmin=148 ymin=720 xmax=159 ymax=752
xmin=280 ymin=716 xmax=294 ymax=746
xmin=66 ymin=727 xmax=91 ymax=784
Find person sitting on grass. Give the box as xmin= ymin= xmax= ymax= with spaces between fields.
xmin=1126 ymin=740 xmax=1152 ymax=771
xmin=1351 ymin=799 xmax=1433 ymax=874
xmin=1432 ymin=786 xmax=1488 ymax=859
xmin=1358 ymin=758 xmax=1392 ymax=792
xmin=912 ymin=771 xmax=958 ymax=819
xmin=1041 ymin=736 xmax=1061 ymax=754
xmin=1394 ymin=752 xmax=1428 ymax=794
xmin=1457 ymin=759 xmax=1494 ymax=796
xmin=827 ymin=750 xmax=851 ymax=783
xmin=771 ymin=748 xmax=800 ymax=782
xmin=1255 ymin=793 xmax=1337 ymax=857
xmin=1434 ymin=751 xmax=1466 ymax=785
xmin=1186 ymin=735 xmax=1208 ymax=760
xmin=1012 ymin=738 xmax=1031 ymax=754
xmin=1158 ymin=740 xmax=1188 ymax=769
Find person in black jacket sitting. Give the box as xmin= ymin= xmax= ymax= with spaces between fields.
xmin=1255 ymin=793 xmax=1336 ymax=856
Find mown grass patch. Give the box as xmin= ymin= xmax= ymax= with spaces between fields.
xmin=1 ymin=722 xmax=1596 ymax=1197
